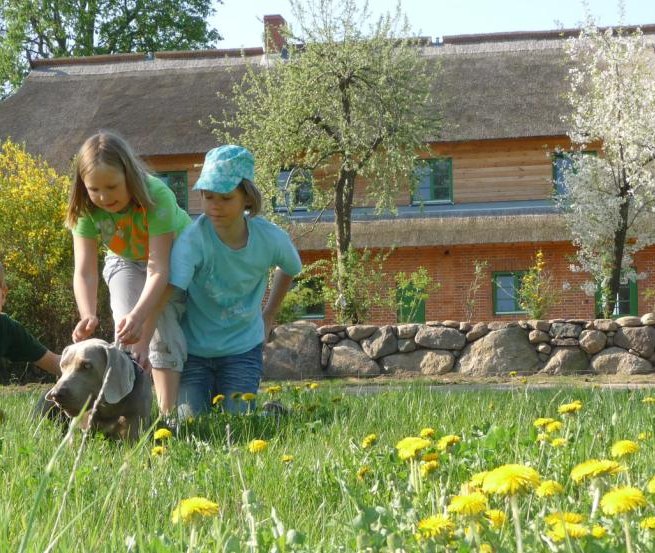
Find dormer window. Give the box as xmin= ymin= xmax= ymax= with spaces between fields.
xmin=275 ymin=168 xmax=313 ymax=211
xmin=412 ymin=158 xmax=453 ymax=204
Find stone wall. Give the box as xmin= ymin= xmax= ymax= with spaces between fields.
xmin=262 ymin=314 xmax=655 ymax=380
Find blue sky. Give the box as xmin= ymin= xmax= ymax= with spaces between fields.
xmin=211 ymin=0 xmax=654 ymax=49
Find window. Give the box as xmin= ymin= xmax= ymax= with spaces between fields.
xmin=552 ymin=151 xmax=596 ymax=196
xmin=595 ymin=280 xmax=638 ymax=318
xmin=493 ymin=272 xmax=527 ymax=315
xmin=397 ymin=284 xmax=426 ymax=323
xmin=412 ymin=158 xmax=453 ymax=204
xmin=157 ymin=171 xmax=188 ymax=210
xmin=275 ymin=168 xmax=313 ymax=211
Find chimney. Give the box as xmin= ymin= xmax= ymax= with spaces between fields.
xmin=264 ymin=14 xmax=287 ymax=53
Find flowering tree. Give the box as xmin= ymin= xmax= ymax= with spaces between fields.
xmin=559 ymin=22 xmax=655 ymax=316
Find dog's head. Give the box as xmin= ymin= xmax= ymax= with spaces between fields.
xmin=45 ymin=338 xmax=135 ymax=416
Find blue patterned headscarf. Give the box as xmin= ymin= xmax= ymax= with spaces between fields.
xmin=193 ymin=145 xmax=255 ymax=193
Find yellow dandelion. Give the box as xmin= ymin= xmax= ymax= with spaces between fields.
xmin=266 ymin=385 xmax=282 ymax=394
xmin=536 ymin=480 xmax=564 ymax=498
xmin=485 ymin=509 xmax=506 ymax=529
xmin=482 ymin=464 xmax=540 ymax=496
xmin=248 ymin=439 xmax=268 ymax=454
xmin=307 ymin=382 xmax=319 ymax=390
xmin=422 ymin=452 xmax=439 ymax=462
xmin=153 ymin=428 xmax=173 ymax=441
xmin=547 ymin=522 xmax=589 ymax=542
xmin=536 ymin=433 xmax=549 ymax=443
xmin=600 ymin=486 xmax=646 ymax=516
xmin=558 ymin=400 xmax=583 ymax=414
xmin=416 ymin=515 xmax=455 ymax=540
xmin=361 ymin=433 xmax=378 ymax=449
xmin=281 ymin=454 xmax=294 ymax=463
xmin=546 ymin=421 xmax=563 ymax=433
xmin=533 ymin=417 xmax=556 ymax=428
xmin=212 ymin=394 xmax=225 ymax=405
xmin=395 ymin=436 xmax=431 ymax=461
xmin=638 ymin=432 xmax=651 ymax=441
xmin=591 ymin=525 xmax=607 ymax=539
xmin=357 ymin=466 xmax=371 ymax=481
xmin=545 ymin=512 xmax=584 ymax=525
xmin=647 ymin=476 xmax=655 ymax=494
xmin=611 ymin=440 xmax=639 ymax=458
xmin=420 ymin=427 xmax=435 ymax=439
xmin=642 ymin=396 xmax=655 ymax=404
xmin=447 ymin=492 xmax=488 ymax=516
xmin=479 ymin=544 xmax=493 ymax=553
xmin=421 ymin=460 xmax=440 ymax=478
xmin=550 ymin=438 xmax=567 ymax=448
xmin=570 ymin=459 xmax=624 ymax=483
xmin=241 ymin=392 xmax=257 ymax=401
xmin=436 ymin=434 xmax=461 ymax=451
xmin=508 ymin=371 xmax=518 ymax=377
xmin=469 ymin=471 xmax=489 ymax=488
xmin=640 ymin=517 xmax=655 ymax=530
xmin=151 ymin=445 xmax=166 ymax=457
xmin=171 ymin=497 xmax=219 ymax=524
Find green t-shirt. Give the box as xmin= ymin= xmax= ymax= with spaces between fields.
xmin=73 ymin=175 xmax=192 ymax=261
xmin=0 ymin=313 xmax=47 ymax=363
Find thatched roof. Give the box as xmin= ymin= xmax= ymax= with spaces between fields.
xmin=1 ymin=25 xmax=654 ymax=170
xmin=292 ymin=213 xmax=570 ymax=250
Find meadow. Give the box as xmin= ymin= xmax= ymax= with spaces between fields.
xmin=2 ymin=382 xmax=655 ymax=552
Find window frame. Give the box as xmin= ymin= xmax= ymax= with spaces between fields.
xmin=156 ymin=170 xmax=188 ymax=211
xmin=492 ymin=271 xmax=527 ymax=315
xmin=411 ymin=157 xmax=453 ymax=205
xmin=275 ymin=167 xmax=314 ymax=212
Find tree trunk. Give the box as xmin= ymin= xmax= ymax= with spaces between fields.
xmin=334 ymin=167 xmax=356 ymax=323
xmin=607 ymin=154 xmax=631 ymax=317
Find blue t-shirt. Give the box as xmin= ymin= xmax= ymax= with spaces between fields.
xmin=170 ymin=214 xmax=302 ymax=357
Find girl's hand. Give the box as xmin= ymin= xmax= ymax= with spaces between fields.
xmin=116 ymin=312 xmax=144 ymax=344
xmin=263 ymin=311 xmax=276 ymax=342
xmin=130 ymin=341 xmax=151 ymax=373
xmin=72 ymin=316 xmax=99 ymax=342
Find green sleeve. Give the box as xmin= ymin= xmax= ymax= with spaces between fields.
xmin=0 ymin=314 xmax=47 ymax=363
xmin=146 ymin=177 xmax=191 ymax=237
xmin=72 ymin=213 xmax=100 ymax=238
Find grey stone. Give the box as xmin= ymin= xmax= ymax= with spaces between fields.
xmin=528 ymin=329 xmax=550 ymax=344
xmin=537 ymin=343 xmax=551 ymax=354
xmin=593 ymin=319 xmax=619 ymax=332
xmin=263 ymin=322 xmax=322 ymax=380
xmin=415 ymin=325 xmax=466 ymax=350
xmin=615 ymin=316 xmax=642 ymax=327
xmin=345 ymin=325 xmax=378 ymax=341
xmin=396 ymin=324 xmax=419 ymax=339
xmin=361 ymin=325 xmax=398 ymax=360
xmin=518 ymin=320 xmax=530 ymax=330
xmin=550 ymin=322 xmax=582 ymax=339
xmin=527 ymin=320 xmax=551 ymax=332
xmin=380 ymin=349 xmax=455 ymax=375
xmin=320 ymin=333 xmax=340 ymax=345
xmin=579 ymin=330 xmax=607 ymax=355
xmin=541 ymin=347 xmax=589 ymax=375
xmin=613 ymin=326 xmax=655 ymax=358
xmin=538 ymin=353 xmax=550 ymax=363
xmin=641 ymin=313 xmax=655 ymax=326
xmin=398 ymin=339 xmax=417 ymax=353
xmin=591 ymin=347 xmax=654 ymax=375
xmin=425 ymin=320 xmax=441 ymax=327
xmin=317 ymin=324 xmax=347 ymax=335
xmin=551 ymin=338 xmax=579 ymax=347
xmin=466 ymin=322 xmax=489 ymax=342
xmin=456 ymin=327 xmax=540 ymax=376
xmin=326 ymin=339 xmax=381 ymax=377
xmin=459 ymin=322 xmax=472 ymax=333
xmin=321 ymin=344 xmax=331 ymax=368
xmin=488 ymin=321 xmax=519 ymax=330
xmin=442 ymin=320 xmax=461 ymax=329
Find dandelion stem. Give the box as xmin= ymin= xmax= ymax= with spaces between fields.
xmin=510 ymin=495 xmax=524 ymax=553
xmin=590 ymin=480 xmax=601 ymax=519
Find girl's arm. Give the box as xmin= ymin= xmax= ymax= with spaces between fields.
xmin=262 ymin=268 xmax=294 ymax=340
xmin=116 ymin=232 xmax=173 ymax=344
xmin=72 ymin=235 xmax=99 ymax=342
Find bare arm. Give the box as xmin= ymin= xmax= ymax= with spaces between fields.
xmin=72 ymin=235 xmax=99 ymax=342
xmin=262 ymin=268 xmax=294 ymax=340
xmin=34 ymin=350 xmax=61 ymax=377
xmin=116 ymin=232 xmax=173 ymax=344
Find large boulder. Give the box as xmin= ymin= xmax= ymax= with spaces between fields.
xmin=590 ymin=347 xmax=654 ymax=375
xmin=263 ymin=322 xmax=322 ymax=380
xmin=361 ymin=325 xmax=398 ymax=359
xmin=579 ymin=330 xmax=607 ymax=355
xmin=380 ymin=349 xmax=455 ymax=375
xmin=613 ymin=326 xmax=655 ymax=359
xmin=456 ymin=327 xmax=540 ymax=375
xmin=540 ymin=347 xmax=589 ymax=375
xmin=415 ymin=325 xmax=466 ymax=350
xmin=326 ymin=339 xmax=381 ymax=377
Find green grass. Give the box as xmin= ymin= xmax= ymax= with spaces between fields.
xmin=2 ymin=382 xmax=655 ymax=552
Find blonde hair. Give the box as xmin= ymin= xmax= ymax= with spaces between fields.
xmin=66 ymin=130 xmax=154 ymax=228
xmin=239 ymin=179 xmax=262 ymax=217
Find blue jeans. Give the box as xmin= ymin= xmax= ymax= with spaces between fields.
xmin=177 ymin=344 xmax=264 ymax=417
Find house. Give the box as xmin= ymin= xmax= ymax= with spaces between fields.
xmin=2 ymin=17 xmax=655 ymax=324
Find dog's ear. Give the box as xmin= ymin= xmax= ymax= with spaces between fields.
xmin=102 ymin=345 xmax=136 ymax=404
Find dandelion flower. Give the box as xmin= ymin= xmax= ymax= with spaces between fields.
xmin=545 ymin=512 xmax=584 ymax=525
xmin=151 ymin=445 xmax=166 ymax=457
xmin=361 ymin=433 xmax=377 ymax=449
xmin=153 ymin=428 xmax=173 ymax=441
xmin=241 ymin=392 xmax=257 ymax=402
xmin=570 ymin=459 xmax=624 ymax=483
xmin=307 ymin=382 xmax=319 ymax=390
xmin=479 ymin=544 xmax=493 ymax=553
xmin=547 ymin=522 xmax=589 ymax=542
xmin=421 ymin=460 xmax=439 ymax=478
xmin=485 ymin=509 xmax=506 ymax=529
xmin=600 ymin=486 xmax=646 ymax=516
xmin=640 ymin=517 xmax=655 ymax=530
xmin=550 ymin=438 xmax=567 ymax=448
xmin=508 ymin=371 xmax=518 ymax=377
xmin=469 ymin=471 xmax=489 ymax=488
xmin=415 ymin=515 xmax=455 ymax=540
xmin=482 ymin=464 xmax=540 ymax=496
xmin=611 ymin=440 xmax=639 ymax=458
xmin=642 ymin=396 xmax=655 ymax=404
xmin=638 ymin=432 xmax=651 ymax=441
xmin=533 ymin=417 xmax=556 ymax=428
xmin=591 ymin=525 xmax=607 ymax=539
xmin=171 ymin=497 xmax=219 ymax=524
xmin=357 ymin=466 xmax=371 ymax=481
xmin=448 ymin=492 xmax=488 ymax=516
xmin=266 ymin=385 xmax=282 ymax=394
xmin=647 ymin=476 xmax=655 ymax=494
xmin=558 ymin=400 xmax=583 ymax=414
xmin=437 ymin=434 xmax=461 ymax=451
xmin=422 ymin=452 xmax=439 ymax=462
xmin=536 ymin=433 xmax=549 ymax=443
xmin=420 ymin=427 xmax=435 ymax=439
xmin=395 ymin=436 xmax=431 ymax=460
xmin=281 ymin=454 xmax=294 ymax=463
xmin=248 ymin=439 xmax=268 ymax=454
xmin=546 ymin=421 xmax=563 ymax=433
xmin=212 ymin=394 xmax=225 ymax=405
xmin=536 ymin=480 xmax=564 ymax=498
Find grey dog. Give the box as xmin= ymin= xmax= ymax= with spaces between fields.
xmin=43 ymin=338 xmax=152 ymax=440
